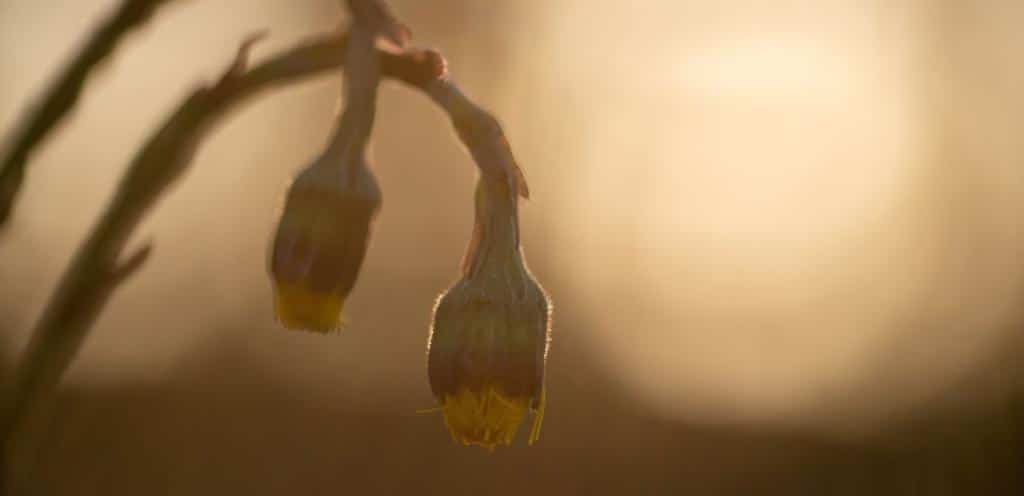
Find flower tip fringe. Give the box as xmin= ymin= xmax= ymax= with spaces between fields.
xmin=273 ymin=283 xmax=349 ymax=333
xmin=438 ymin=386 xmax=545 ymax=451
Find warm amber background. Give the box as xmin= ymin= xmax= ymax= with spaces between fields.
xmin=1 ymin=0 xmax=1023 ymax=494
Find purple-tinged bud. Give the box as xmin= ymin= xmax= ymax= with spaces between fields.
xmin=427 ymin=177 xmax=551 ymax=449
xmin=269 ymin=22 xmax=383 ymax=332
xmin=271 ymin=164 xmax=380 ymax=332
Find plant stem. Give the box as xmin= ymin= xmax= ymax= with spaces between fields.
xmin=0 ymin=31 xmax=441 ymax=494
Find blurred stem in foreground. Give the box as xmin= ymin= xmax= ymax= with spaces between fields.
xmin=0 ymin=0 xmax=176 ymax=230
xmin=0 ymin=30 xmax=442 ymax=493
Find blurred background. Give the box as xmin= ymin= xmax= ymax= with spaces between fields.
xmin=1 ymin=0 xmax=1023 ymax=493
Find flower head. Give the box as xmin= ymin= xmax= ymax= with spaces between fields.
xmin=270 ymin=164 xmax=380 ymax=332
xmin=269 ymin=19 xmax=387 ymax=332
xmin=427 ymin=177 xmax=551 ymax=449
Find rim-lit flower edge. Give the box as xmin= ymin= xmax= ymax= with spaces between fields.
xmin=427 ymin=178 xmax=551 ymax=450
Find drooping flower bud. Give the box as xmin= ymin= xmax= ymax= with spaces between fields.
xmin=269 ymin=22 xmax=389 ymax=332
xmin=270 ymin=164 xmax=380 ymax=332
xmin=427 ymin=170 xmax=551 ymax=449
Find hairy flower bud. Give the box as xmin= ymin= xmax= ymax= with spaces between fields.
xmin=271 ymin=164 xmax=380 ymax=331
xmin=427 ymin=177 xmax=551 ymax=449
xmin=269 ymin=23 xmax=384 ymax=332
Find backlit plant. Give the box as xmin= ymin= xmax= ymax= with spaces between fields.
xmin=0 ymin=0 xmax=552 ymax=491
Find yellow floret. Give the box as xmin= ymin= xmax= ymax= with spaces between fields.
xmin=273 ymin=282 xmax=346 ymax=332
xmin=441 ymin=385 xmax=545 ymax=450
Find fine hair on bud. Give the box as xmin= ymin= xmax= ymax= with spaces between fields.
xmin=427 ymin=176 xmax=551 ymax=449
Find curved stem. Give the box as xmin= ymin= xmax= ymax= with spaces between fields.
xmin=0 ymin=0 xmax=175 ymax=229
xmin=1 ymin=30 xmax=441 ymax=493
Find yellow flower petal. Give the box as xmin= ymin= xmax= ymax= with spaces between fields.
xmin=528 ymin=385 xmax=545 ymax=445
xmin=273 ymin=282 xmax=346 ymax=332
xmin=441 ymin=385 xmax=537 ymax=450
